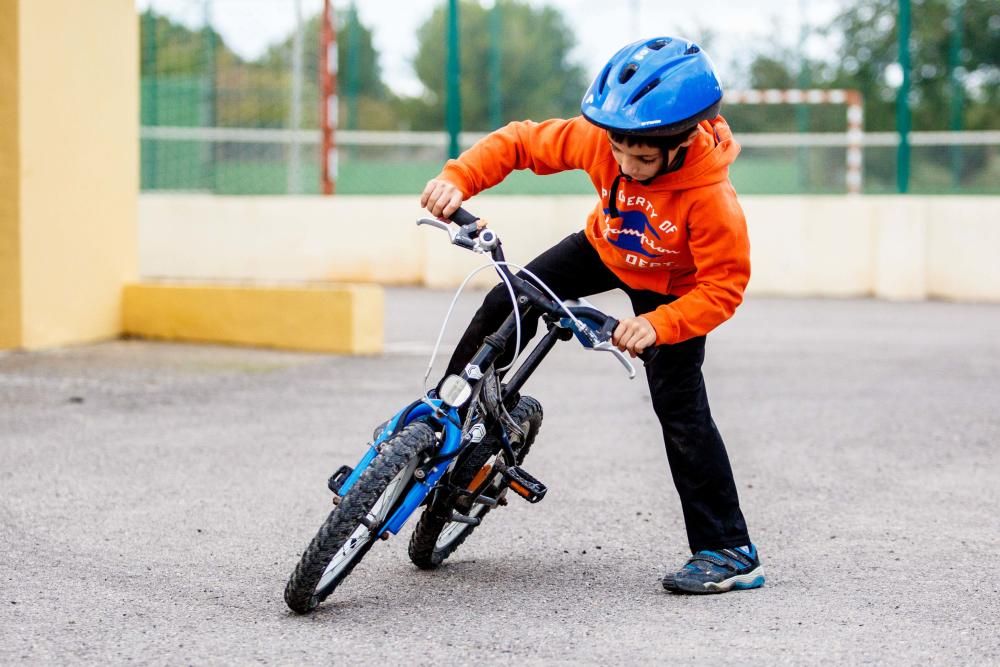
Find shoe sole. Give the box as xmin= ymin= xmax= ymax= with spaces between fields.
xmin=662 ymin=566 xmax=765 ymax=594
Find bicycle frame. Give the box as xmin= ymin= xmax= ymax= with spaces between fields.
xmin=335 ymin=304 xmax=565 ymax=538
xmin=284 ymin=208 xmax=662 ymax=614
xmin=333 ymin=208 xmax=641 ymax=539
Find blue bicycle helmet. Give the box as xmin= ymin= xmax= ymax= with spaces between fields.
xmin=581 ymin=37 xmax=722 ymax=137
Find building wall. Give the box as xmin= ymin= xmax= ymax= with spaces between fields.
xmin=138 ymin=194 xmax=1000 ymax=303
xmin=0 ymin=0 xmax=138 ymax=349
xmin=0 ymin=0 xmax=21 ymax=348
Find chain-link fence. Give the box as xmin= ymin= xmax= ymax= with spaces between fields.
xmin=138 ymin=0 xmax=1000 ymax=196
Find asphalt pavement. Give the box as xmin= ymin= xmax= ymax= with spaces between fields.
xmin=2 ymin=288 xmax=999 ymax=665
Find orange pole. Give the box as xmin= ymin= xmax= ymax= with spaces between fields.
xmin=320 ymin=0 xmax=337 ymax=194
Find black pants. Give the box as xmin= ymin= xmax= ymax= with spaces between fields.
xmin=445 ymin=231 xmax=751 ymax=552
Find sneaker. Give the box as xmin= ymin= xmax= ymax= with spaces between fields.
xmin=662 ymin=545 xmax=765 ymax=594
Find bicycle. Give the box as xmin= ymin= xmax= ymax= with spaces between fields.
xmin=283 ymin=208 xmax=648 ymax=614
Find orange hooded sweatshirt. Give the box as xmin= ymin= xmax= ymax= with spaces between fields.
xmin=437 ymin=115 xmax=750 ymax=345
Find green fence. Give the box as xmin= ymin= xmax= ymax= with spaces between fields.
xmin=139 ymin=134 xmax=1000 ymax=196
xmin=141 ymin=73 xmax=1000 ymax=196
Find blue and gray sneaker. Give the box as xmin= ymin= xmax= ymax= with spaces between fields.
xmin=662 ymin=545 xmax=765 ymax=594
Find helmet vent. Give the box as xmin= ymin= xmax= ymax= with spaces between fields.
xmin=597 ymin=63 xmax=613 ymax=94
xmin=648 ymin=39 xmax=670 ymax=51
xmin=618 ymin=63 xmax=640 ymax=84
xmin=629 ymin=78 xmax=661 ymax=105
xmin=684 ymin=44 xmax=701 ymax=55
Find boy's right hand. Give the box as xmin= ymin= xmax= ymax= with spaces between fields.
xmin=421 ymin=178 xmax=464 ymax=219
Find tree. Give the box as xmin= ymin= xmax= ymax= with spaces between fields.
xmin=720 ymin=51 xmax=847 ymax=134
xmin=407 ymin=0 xmax=588 ymax=131
xmin=821 ymin=0 xmax=998 ymax=132
xmin=140 ymin=11 xmax=237 ymax=127
xmin=140 ymin=10 xmax=230 ymax=78
xmin=731 ymin=0 xmax=998 ymax=133
xmin=258 ymin=9 xmax=392 ymax=130
xmin=261 ymin=10 xmax=387 ymax=100
xmin=726 ymin=0 xmax=998 ymax=189
xmin=819 ymin=0 xmax=998 ymax=186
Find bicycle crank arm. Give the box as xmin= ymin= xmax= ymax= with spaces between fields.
xmin=449 ymin=511 xmax=482 ymax=526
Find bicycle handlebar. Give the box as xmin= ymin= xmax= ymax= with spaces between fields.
xmin=416 ymin=206 xmax=497 ymax=253
xmin=563 ymin=307 xmax=655 ymax=377
xmin=416 ymin=207 xmax=656 ymax=378
xmin=447 ymin=207 xmax=481 ymax=229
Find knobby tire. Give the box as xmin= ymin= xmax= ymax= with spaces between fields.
xmin=284 ymin=421 xmax=436 ymax=614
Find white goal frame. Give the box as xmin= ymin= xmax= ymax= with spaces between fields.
xmin=724 ymin=89 xmax=864 ymax=194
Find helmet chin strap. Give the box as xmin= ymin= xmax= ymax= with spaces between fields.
xmin=607 ymin=146 xmax=688 ymax=219
xmin=658 ymin=145 xmax=689 ymax=176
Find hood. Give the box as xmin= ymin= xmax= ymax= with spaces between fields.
xmin=651 ymin=115 xmax=740 ymax=190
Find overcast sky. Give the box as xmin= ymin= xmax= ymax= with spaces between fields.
xmin=136 ymin=0 xmax=843 ymax=95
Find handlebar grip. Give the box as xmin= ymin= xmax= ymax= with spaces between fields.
xmin=600 ymin=317 xmax=619 ymax=341
xmin=605 ymin=317 xmax=658 ymax=364
xmin=449 ymin=207 xmax=480 ymax=228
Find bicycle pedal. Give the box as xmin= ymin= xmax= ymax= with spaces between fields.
xmin=503 ymin=465 xmax=547 ymax=503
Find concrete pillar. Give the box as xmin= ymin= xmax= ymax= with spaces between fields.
xmin=0 ymin=0 xmax=138 ymax=349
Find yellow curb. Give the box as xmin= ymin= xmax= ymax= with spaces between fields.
xmin=123 ymin=283 xmax=383 ymax=354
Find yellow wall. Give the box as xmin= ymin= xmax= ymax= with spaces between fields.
xmin=0 ymin=0 xmax=21 ymax=347
xmin=123 ymin=284 xmax=384 ymax=355
xmin=1 ymin=0 xmax=138 ymax=349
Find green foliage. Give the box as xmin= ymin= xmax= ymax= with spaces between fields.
xmin=260 ymin=8 xmax=389 ymax=119
xmin=140 ymin=7 xmax=394 ymax=130
xmin=731 ymin=0 xmax=999 ymax=133
xmin=139 ymin=1 xmax=999 ymax=194
xmin=723 ymin=0 xmax=998 ymax=191
xmin=408 ymin=0 xmax=589 ymax=131
xmin=721 ymin=50 xmax=848 ymax=134
xmin=140 ymin=10 xmax=229 ymax=77
xmin=821 ymin=0 xmax=998 ymax=132
xmin=224 ymin=9 xmax=392 ymax=129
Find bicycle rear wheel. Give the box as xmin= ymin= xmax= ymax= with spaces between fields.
xmin=284 ymin=421 xmax=435 ymax=614
xmin=407 ymin=396 xmax=542 ymax=570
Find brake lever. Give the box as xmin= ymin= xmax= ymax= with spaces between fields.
xmin=416 ymin=217 xmax=456 ymax=240
xmin=593 ymin=341 xmax=637 ymax=379
xmin=416 ymin=217 xmax=497 ymax=253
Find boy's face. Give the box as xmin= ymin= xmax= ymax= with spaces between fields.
xmin=608 ymin=136 xmax=664 ymax=182
xmin=607 ymin=128 xmax=699 ymax=181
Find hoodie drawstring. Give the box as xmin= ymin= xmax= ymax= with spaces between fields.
xmin=607 ymin=171 xmax=625 ymax=219
xmin=608 ymin=146 xmax=690 ymax=219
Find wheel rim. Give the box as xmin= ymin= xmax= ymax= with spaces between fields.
xmin=315 ymin=456 xmax=419 ymax=594
xmin=434 ymin=414 xmax=533 ymax=552
xmin=434 ymin=498 xmax=490 ymax=550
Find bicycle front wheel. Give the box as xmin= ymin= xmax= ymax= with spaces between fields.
xmin=284 ymin=421 xmax=435 ymax=614
xmin=408 ymin=396 xmax=542 ymax=570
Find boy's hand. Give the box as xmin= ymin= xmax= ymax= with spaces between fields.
xmin=613 ymin=316 xmax=656 ymax=357
xmin=421 ymin=178 xmax=464 ymax=219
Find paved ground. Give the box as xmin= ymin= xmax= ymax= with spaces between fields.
xmin=2 ymin=288 xmax=999 ymax=665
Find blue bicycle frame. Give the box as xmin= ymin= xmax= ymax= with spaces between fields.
xmin=332 ymin=207 xmax=642 ymax=541
xmin=283 ymin=207 xmax=654 ymax=616
xmin=336 ymin=398 xmax=464 ymax=536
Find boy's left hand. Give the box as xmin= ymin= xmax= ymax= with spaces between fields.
xmin=421 ymin=178 xmax=464 ymax=218
xmin=613 ymin=316 xmax=656 ymax=357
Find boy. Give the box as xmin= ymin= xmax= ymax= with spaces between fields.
xmin=421 ymin=37 xmax=763 ymax=594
